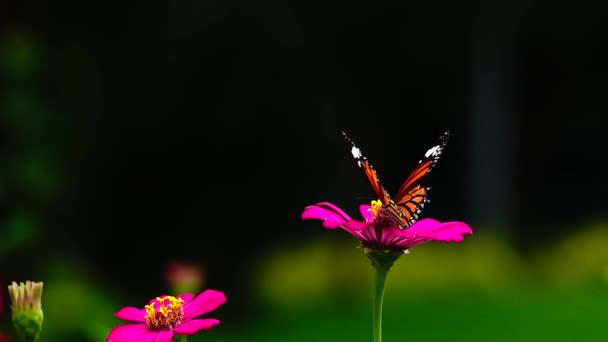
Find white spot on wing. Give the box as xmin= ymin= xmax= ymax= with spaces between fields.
xmin=424 ymin=145 xmax=441 ymax=158
xmin=350 ymin=146 xmax=364 ymax=167
xmin=351 ymin=146 xmax=362 ymax=159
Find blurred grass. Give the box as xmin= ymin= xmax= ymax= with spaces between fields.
xmin=196 ymin=287 xmax=608 ymax=342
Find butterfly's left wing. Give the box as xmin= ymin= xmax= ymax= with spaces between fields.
xmin=392 ymin=131 xmax=450 ymax=226
xmin=342 ymin=131 xmax=391 ymax=205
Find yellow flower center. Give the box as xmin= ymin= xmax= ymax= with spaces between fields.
xmin=144 ymin=295 xmax=185 ymax=330
xmin=370 ymin=199 xmax=383 ymax=215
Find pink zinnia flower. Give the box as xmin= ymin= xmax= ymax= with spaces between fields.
xmin=302 ymin=201 xmax=472 ymax=251
xmin=106 ymin=290 xmax=226 ymax=342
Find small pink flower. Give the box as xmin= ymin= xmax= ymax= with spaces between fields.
xmin=302 ymin=202 xmax=472 ymax=251
xmin=106 ymin=290 xmax=226 ymax=342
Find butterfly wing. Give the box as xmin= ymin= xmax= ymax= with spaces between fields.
xmin=392 ymin=131 xmax=450 ymax=226
xmin=342 ymin=131 xmax=391 ymax=204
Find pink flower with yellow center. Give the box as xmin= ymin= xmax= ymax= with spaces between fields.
xmin=106 ymin=290 xmax=226 ymax=342
xmin=302 ymin=201 xmax=472 ymax=251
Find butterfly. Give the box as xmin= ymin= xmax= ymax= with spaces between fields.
xmin=342 ymin=130 xmax=450 ymax=228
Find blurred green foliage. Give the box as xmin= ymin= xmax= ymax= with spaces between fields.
xmin=2 ymin=222 xmax=607 ymax=341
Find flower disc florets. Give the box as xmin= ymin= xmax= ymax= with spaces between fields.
xmin=144 ymin=296 xmax=184 ymax=330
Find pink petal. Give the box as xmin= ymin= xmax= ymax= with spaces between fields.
xmin=174 ymin=319 xmax=220 ymax=335
xmin=423 ymin=225 xmax=471 ymax=242
xmin=402 ymin=218 xmax=441 ymax=234
xmin=359 ymin=205 xmax=373 ymax=222
xmin=404 ymin=219 xmax=473 ymax=242
xmin=315 ymin=202 xmax=352 ymax=219
xmin=378 ymin=227 xmax=406 ymax=246
xmin=301 ymin=202 xmax=352 ymax=229
xmin=177 ymin=293 xmax=194 ymax=304
xmin=114 ymin=307 xmax=146 ymax=322
xmin=106 ymin=323 xmax=160 ymax=342
xmin=152 ymin=331 xmax=174 ymax=342
xmin=342 ymin=219 xmax=372 ymax=232
xmin=183 ymin=290 xmax=226 ymax=320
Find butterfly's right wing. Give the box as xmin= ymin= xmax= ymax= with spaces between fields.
xmin=391 ymin=131 xmax=450 ymax=227
xmin=394 ymin=131 xmax=450 ymax=201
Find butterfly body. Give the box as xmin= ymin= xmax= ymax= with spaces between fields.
xmin=342 ymin=130 xmax=450 ymax=228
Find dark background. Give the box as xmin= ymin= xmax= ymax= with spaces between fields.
xmin=1 ymin=1 xmax=607 ymax=341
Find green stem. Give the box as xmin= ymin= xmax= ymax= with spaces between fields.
xmin=171 ymin=335 xmax=187 ymax=342
xmin=364 ymin=248 xmax=403 ymax=342
xmin=373 ymin=265 xmax=390 ymax=342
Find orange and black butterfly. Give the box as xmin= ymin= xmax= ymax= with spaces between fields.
xmin=342 ymin=130 xmax=450 ymax=228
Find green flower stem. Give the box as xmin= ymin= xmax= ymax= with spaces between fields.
xmin=172 ymin=335 xmax=187 ymax=342
xmin=364 ymin=248 xmax=404 ymax=342
xmin=373 ymin=264 xmax=389 ymax=342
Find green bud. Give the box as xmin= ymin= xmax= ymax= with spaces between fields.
xmin=8 ymin=281 xmax=44 ymax=342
